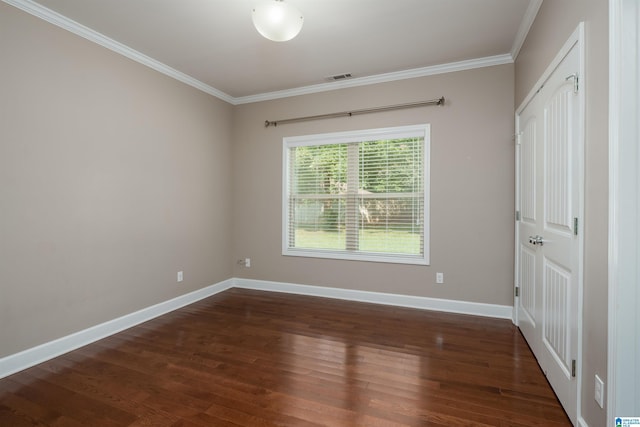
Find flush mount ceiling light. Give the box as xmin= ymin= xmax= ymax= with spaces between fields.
xmin=252 ymin=0 xmax=304 ymax=42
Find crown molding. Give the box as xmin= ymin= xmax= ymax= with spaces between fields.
xmin=5 ymin=0 xmax=516 ymax=106
xmin=2 ymin=0 xmax=236 ymax=104
xmin=511 ymin=0 xmax=543 ymax=60
xmin=233 ymin=54 xmax=514 ymax=104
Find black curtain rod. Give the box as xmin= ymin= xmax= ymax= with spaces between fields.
xmin=264 ymin=96 xmax=445 ymax=127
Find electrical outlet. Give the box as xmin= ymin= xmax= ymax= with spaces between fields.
xmin=594 ymin=374 xmax=604 ymax=408
xmin=177 ymin=271 xmax=183 ymax=282
xmin=436 ymin=272 xmax=444 ymax=284
xmin=236 ymin=258 xmax=251 ymax=267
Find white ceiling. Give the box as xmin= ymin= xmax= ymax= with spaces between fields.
xmin=12 ymin=0 xmax=541 ymax=104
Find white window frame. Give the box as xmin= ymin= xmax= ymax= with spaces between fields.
xmin=282 ymin=124 xmax=430 ymax=265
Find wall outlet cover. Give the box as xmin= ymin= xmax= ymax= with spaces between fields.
xmin=594 ymin=374 xmax=604 ymax=408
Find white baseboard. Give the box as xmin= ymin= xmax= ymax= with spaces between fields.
xmin=234 ymin=278 xmax=514 ymax=319
xmin=0 ymin=278 xmax=234 ymax=380
xmin=577 ymin=416 xmax=589 ymax=427
xmin=0 ymin=277 xmax=513 ymax=380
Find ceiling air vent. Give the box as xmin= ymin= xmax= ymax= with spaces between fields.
xmin=326 ymin=73 xmax=353 ymax=82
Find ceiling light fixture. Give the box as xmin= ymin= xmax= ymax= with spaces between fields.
xmin=252 ymin=0 xmax=304 ymax=42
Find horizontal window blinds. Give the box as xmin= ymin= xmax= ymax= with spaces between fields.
xmin=284 ymin=125 xmax=429 ymax=265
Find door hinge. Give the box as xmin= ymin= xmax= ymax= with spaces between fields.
xmin=573 ymin=217 xmax=579 ymax=235
xmin=516 ymin=210 xmax=521 ymax=221
xmin=514 ymin=132 xmax=522 ymax=145
xmin=571 ymin=359 xmax=576 ymax=377
xmin=515 ymin=286 xmax=520 ymax=297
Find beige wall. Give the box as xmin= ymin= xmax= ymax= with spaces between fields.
xmin=3 ymin=3 xmax=609 ymax=424
xmin=232 ymin=64 xmax=515 ymax=306
xmin=0 ymin=2 xmax=613 ymax=422
xmin=0 ymin=3 xmax=234 ymax=357
xmin=515 ymin=1 xmax=609 ymax=426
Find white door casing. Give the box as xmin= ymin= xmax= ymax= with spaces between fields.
xmin=608 ymin=0 xmax=640 ymax=420
xmin=515 ymin=24 xmax=585 ymax=425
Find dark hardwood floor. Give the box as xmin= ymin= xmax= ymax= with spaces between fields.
xmin=0 ymin=288 xmax=571 ymax=426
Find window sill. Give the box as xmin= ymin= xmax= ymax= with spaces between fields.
xmin=283 ymin=248 xmax=429 ymax=266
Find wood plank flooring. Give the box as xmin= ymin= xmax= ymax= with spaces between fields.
xmin=0 ymin=288 xmax=571 ymax=426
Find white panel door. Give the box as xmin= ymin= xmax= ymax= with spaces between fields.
xmin=516 ymin=40 xmax=583 ymax=424
xmin=517 ymin=99 xmax=541 ymax=357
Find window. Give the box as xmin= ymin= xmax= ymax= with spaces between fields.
xmin=283 ymin=124 xmax=430 ymax=265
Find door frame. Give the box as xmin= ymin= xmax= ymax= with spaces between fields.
xmin=608 ymin=0 xmax=640 ymax=420
xmin=514 ymin=22 xmax=585 ymax=422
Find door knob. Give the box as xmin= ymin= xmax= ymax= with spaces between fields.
xmin=528 ymin=235 xmax=545 ymax=246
